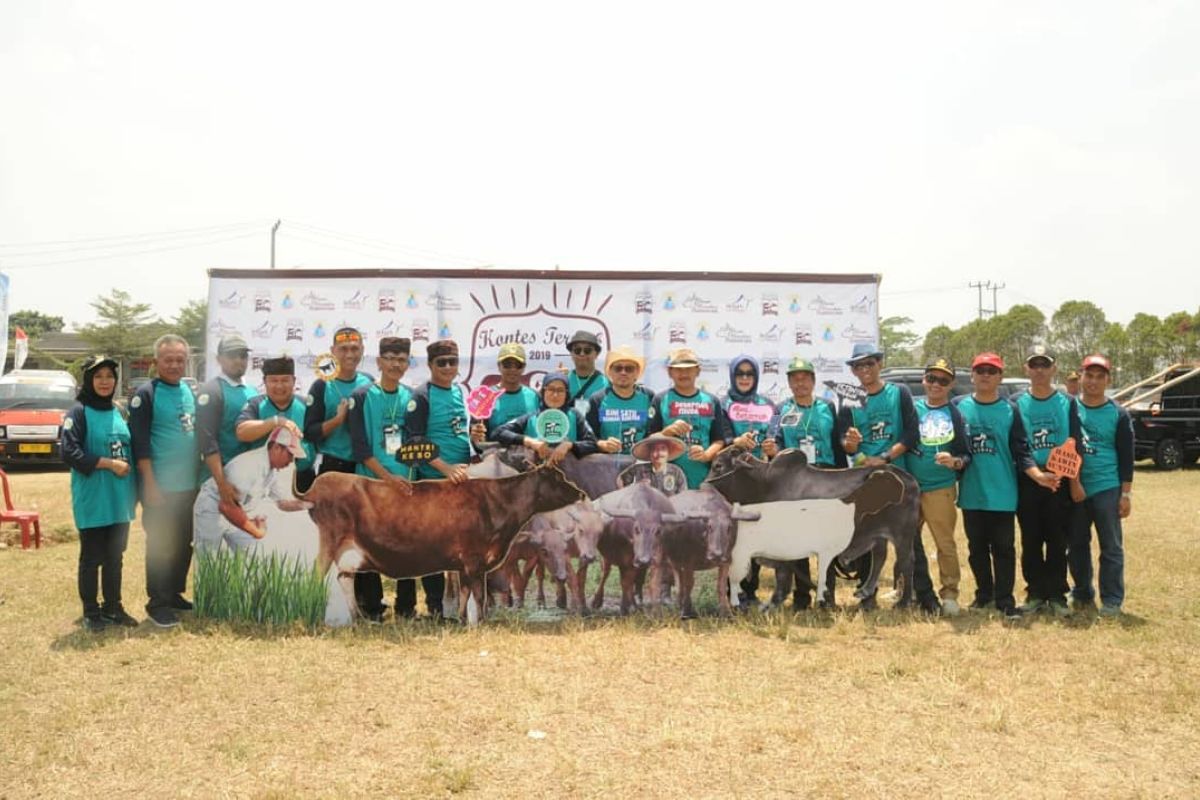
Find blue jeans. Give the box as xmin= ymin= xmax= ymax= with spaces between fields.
xmin=1069 ymin=486 xmax=1125 ymax=608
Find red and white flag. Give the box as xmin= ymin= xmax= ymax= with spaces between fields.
xmin=13 ymin=327 xmax=28 ymax=370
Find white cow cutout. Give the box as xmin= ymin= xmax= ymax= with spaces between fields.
xmin=727 ymin=498 xmax=857 ymax=608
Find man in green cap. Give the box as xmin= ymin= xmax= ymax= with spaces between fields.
xmin=477 ymin=342 xmax=540 ymax=442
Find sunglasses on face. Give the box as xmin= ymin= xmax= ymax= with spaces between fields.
xmin=432 ymin=357 xmax=459 ymax=368
xmin=973 ymin=367 xmax=1001 ymax=376
xmin=499 ymin=360 xmax=524 ymax=369
xmin=851 ymin=360 xmax=878 ymax=370
xmin=734 ymin=370 xmax=755 ymax=378
xmin=570 ymin=347 xmax=597 ymax=356
xmin=610 ymin=363 xmax=637 ymax=374
xmin=923 ymin=374 xmax=952 ymax=386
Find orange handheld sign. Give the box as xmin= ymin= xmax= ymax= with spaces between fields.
xmin=1046 ymin=437 xmax=1081 ymax=480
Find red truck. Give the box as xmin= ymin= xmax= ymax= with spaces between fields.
xmin=0 ymin=370 xmax=78 ymax=466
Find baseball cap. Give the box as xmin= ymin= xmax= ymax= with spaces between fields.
xmin=217 ymin=334 xmax=250 ymax=355
xmin=1025 ymin=346 xmax=1056 ymax=366
xmin=924 ymin=357 xmax=955 ymax=377
xmin=786 ymin=357 xmax=816 ymax=375
xmin=1081 ymin=354 xmax=1112 ymax=373
xmin=267 ymin=426 xmax=307 ymax=460
xmin=497 ymin=343 xmax=527 ymax=364
xmin=971 ymin=352 xmax=1005 ymax=371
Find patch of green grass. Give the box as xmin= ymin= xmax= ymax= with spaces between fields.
xmin=194 ymin=547 xmax=327 ymax=627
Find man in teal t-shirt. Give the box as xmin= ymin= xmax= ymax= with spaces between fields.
xmin=1068 ymin=354 xmax=1134 ymax=616
xmin=129 ymin=334 xmax=199 ymax=628
xmin=235 ymin=356 xmax=314 ymax=479
xmin=303 ymin=327 xmax=374 ymax=474
xmin=566 ymin=330 xmax=610 ymax=418
xmin=478 ymin=342 xmax=540 ymax=441
xmin=588 ymin=344 xmax=655 ymax=456
xmin=646 ymin=347 xmax=732 ymax=489
xmin=954 ymin=352 xmax=1060 ymax=618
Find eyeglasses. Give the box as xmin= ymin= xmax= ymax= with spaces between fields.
xmin=570 ymin=346 xmax=597 ymax=356
xmin=851 ymin=359 xmax=878 ymax=370
xmin=499 ymin=360 xmax=524 ymax=369
xmin=923 ymin=374 xmax=952 ymax=386
xmin=734 ymin=370 xmax=755 ymax=378
xmin=543 ymin=384 xmax=567 ymax=394
xmin=973 ymin=367 xmax=1001 ymax=376
xmin=1026 ymin=360 xmax=1053 ymax=369
xmin=432 ymin=357 xmax=459 ymax=368
xmin=610 ymin=363 xmax=638 ymax=373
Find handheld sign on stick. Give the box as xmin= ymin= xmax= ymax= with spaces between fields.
xmin=535 ymin=409 xmax=570 ymax=444
xmin=727 ymin=403 xmax=775 ymax=424
xmin=1046 ymin=437 xmax=1082 ymax=480
xmin=397 ymin=441 xmax=440 ymax=465
xmin=466 ymin=385 xmax=503 ymax=421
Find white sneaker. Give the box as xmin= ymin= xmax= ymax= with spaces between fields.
xmin=941 ymin=598 xmax=961 ymax=616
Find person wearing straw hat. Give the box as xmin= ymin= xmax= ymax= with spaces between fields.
xmin=902 ymin=357 xmax=972 ymax=616
xmin=617 ymin=434 xmax=688 ymax=496
xmin=587 ymin=344 xmax=656 ymax=455
xmin=1013 ymin=347 xmax=1082 ymax=617
xmin=647 ymin=347 xmax=733 ymax=489
xmin=495 ymin=373 xmax=598 ymax=465
xmin=62 ymin=355 xmax=139 ymax=631
xmin=480 ymin=342 xmax=540 ymax=440
xmin=1068 ymin=354 xmax=1134 ymax=617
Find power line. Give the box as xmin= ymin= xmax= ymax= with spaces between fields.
xmin=0 ymin=230 xmax=261 ymax=269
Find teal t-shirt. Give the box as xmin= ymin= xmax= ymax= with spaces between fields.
xmin=353 ymin=383 xmax=413 ymax=479
xmin=70 ymin=406 xmax=137 ymax=529
xmin=904 ymin=399 xmax=958 ymax=492
xmin=777 ymin=398 xmax=838 ymax=467
xmin=956 ymin=396 xmax=1019 ymax=512
xmin=1015 ymin=390 xmax=1074 ymax=468
xmin=656 ymin=388 xmax=722 ymax=489
xmin=198 ymin=378 xmax=256 ymax=482
xmin=1078 ymin=399 xmax=1122 ymax=497
xmin=847 ymin=383 xmax=907 ymax=458
xmin=241 ymin=395 xmax=315 ymax=472
xmin=591 ymin=388 xmax=653 ymax=454
xmin=415 ymin=383 xmax=472 ymax=480
xmin=313 ymin=373 xmax=373 ymax=461
xmin=723 ymin=394 xmax=774 ymax=459
xmin=569 ymin=371 xmax=609 ymax=403
xmin=149 ymin=381 xmax=198 ymax=492
xmin=486 ymin=386 xmax=540 ymax=437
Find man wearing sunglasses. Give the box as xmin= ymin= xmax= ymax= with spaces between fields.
xmin=1013 ymin=347 xmax=1082 ymax=617
xmin=480 ymin=343 xmax=540 ymax=441
xmin=903 ymin=357 xmax=972 ymax=616
xmin=565 ymin=330 xmax=610 ymax=416
xmin=954 ymin=352 xmax=1060 ymax=619
xmin=647 ymin=348 xmax=733 ymax=489
xmin=838 ymin=342 xmax=935 ymax=611
xmin=587 ymin=344 xmax=656 ymax=455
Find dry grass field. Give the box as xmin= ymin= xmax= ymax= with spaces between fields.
xmin=2 ymin=466 xmax=1199 ymax=799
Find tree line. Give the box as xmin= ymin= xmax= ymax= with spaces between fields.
xmin=878 ymin=301 xmax=1199 ymax=386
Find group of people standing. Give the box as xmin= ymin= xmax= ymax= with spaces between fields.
xmin=62 ymin=322 xmax=1133 ymax=630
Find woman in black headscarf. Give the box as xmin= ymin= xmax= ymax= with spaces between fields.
xmin=61 ymin=356 xmax=139 ymax=631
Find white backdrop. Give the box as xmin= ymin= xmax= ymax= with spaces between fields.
xmin=207 ymin=270 xmax=879 ymax=405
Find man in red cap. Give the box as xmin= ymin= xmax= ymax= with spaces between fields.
xmin=1068 ymin=354 xmax=1134 ymax=617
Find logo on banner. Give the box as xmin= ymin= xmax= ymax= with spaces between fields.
xmin=715 ymin=324 xmax=752 ymax=344
xmin=696 ymin=323 xmax=710 ymax=342
xmin=208 ymin=319 xmax=240 ymax=336
xmin=841 ymin=324 xmax=875 ymax=343
xmin=218 ymin=290 xmax=243 ymax=309
xmin=821 ymin=325 xmax=836 ymax=342
xmin=281 ymin=292 xmax=295 ymax=310
xmin=343 ymin=290 xmax=369 ymax=310
xmin=404 ymin=290 xmax=420 ymax=309
xmin=376 ymin=319 xmax=402 ymax=337
xmin=788 ymin=295 xmax=803 ymax=314
xmin=286 ymin=320 xmax=304 ymax=342
xmin=633 ymin=321 xmax=658 ymax=341
xmin=762 ymin=357 xmax=780 ymax=375
xmin=683 ymin=293 xmax=718 ymax=313
xmin=635 ymin=293 xmax=654 ymax=314
xmin=312 ymin=322 xmax=326 ymax=339
xmin=725 ymin=295 xmax=750 ymax=313
xmin=438 ymin=322 xmax=452 ymax=339
xmin=698 ymin=358 xmax=721 ymax=374
xmin=762 ymin=294 xmax=779 ymax=316
xmin=794 ymin=324 xmax=813 ymax=346
xmin=812 ymin=355 xmax=845 ymax=372
xmin=662 ymin=293 xmax=677 ymax=311
xmin=426 ymin=292 xmax=462 ymax=311
xmin=250 ymin=320 xmax=277 ymax=339
xmin=668 ymin=322 xmax=688 ymax=344
xmin=808 ymin=295 xmax=844 ymax=315
xmin=850 ymin=294 xmax=876 ymax=315
xmin=301 ymin=292 xmax=335 ymax=311
xmin=250 ymin=355 xmax=265 ymax=371
xmin=378 ymin=289 xmax=396 ymax=312
xmin=254 ymin=291 xmax=272 ymax=313
xmin=412 ymin=320 xmax=430 ymax=342
xmin=758 ymin=324 xmax=784 ymax=343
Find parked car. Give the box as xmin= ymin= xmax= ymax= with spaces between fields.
xmin=879 ymin=367 xmax=1029 ymax=400
xmin=1127 ymin=365 xmax=1200 ymax=470
xmin=0 ymin=369 xmax=78 ymax=466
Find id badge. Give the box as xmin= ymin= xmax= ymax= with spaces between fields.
xmin=799 ymin=437 xmax=817 ymax=463
xmin=383 ymin=424 xmax=402 ymax=456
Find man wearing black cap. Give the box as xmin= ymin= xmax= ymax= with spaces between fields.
xmin=349 ymin=337 xmax=431 ymax=620
xmin=1013 ymin=347 xmax=1081 ymax=616
xmin=235 ymin=356 xmax=314 ymax=487
xmin=194 ymin=334 xmax=257 ymax=547
xmin=566 ymin=330 xmax=609 ymax=416
xmin=303 ymin=327 xmax=373 ymax=476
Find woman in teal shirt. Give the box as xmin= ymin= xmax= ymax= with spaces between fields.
xmin=495 ymin=373 xmax=598 ymax=464
xmin=61 ymin=356 xmax=139 ymax=631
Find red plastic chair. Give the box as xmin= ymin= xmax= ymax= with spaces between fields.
xmin=0 ymin=468 xmax=41 ymax=549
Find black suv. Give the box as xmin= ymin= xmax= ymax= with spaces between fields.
xmin=879 ymin=367 xmax=1030 ymax=400
xmin=1128 ymin=366 xmax=1200 ymax=470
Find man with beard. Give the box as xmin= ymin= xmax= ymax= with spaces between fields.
xmin=588 ymin=344 xmax=655 ymax=455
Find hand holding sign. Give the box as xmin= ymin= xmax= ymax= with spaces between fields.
xmin=466 ymin=385 xmax=504 ymax=421
xmin=397 ymin=441 xmax=440 ymax=465
xmin=727 ymin=403 xmax=775 ymax=424
xmin=1046 ymin=437 xmax=1081 ymax=480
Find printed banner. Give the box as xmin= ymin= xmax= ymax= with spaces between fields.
xmin=207 ymin=270 xmax=879 ymax=405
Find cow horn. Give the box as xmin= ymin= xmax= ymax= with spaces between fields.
xmin=730 ymin=503 xmax=762 ymax=521
xmin=603 ymin=509 xmax=633 ymax=520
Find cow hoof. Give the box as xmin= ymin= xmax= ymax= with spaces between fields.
xmin=857 ymin=597 xmax=879 ymax=612
xmin=680 ymin=610 xmax=698 ymax=621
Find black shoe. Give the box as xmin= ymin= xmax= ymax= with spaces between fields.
xmin=101 ymin=607 xmax=139 ymax=627
xmin=362 ymin=609 xmax=387 ymax=624
xmin=792 ymin=594 xmax=813 ymax=611
xmin=82 ymin=615 xmax=107 ymax=633
xmin=969 ymin=598 xmax=992 ymax=610
xmin=1002 ymin=605 xmax=1024 ymax=620
xmin=170 ymin=595 xmax=193 ymax=611
xmin=857 ymin=595 xmax=879 ymax=611
xmin=147 ymin=607 xmax=180 ymax=628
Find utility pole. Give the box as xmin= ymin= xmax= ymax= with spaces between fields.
xmin=990 ymin=282 xmax=1006 ymax=317
xmin=969 ymin=280 xmax=1005 ymax=319
xmin=270 ymin=219 xmax=281 ymax=269
xmin=969 ymin=280 xmax=989 ymax=320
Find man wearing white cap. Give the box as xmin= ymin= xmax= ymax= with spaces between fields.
xmin=192 ymin=427 xmax=309 ymax=554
